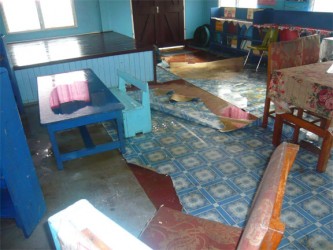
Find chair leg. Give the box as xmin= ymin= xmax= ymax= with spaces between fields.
xmin=262 ymin=97 xmax=271 ymax=128
xmin=317 ymin=132 xmax=333 ymax=173
xmin=243 ymin=49 xmax=251 ymax=68
xmin=256 ymin=51 xmax=265 ymax=72
xmin=273 ymin=114 xmax=284 ymax=146
xmin=292 ymin=108 xmax=304 ymax=143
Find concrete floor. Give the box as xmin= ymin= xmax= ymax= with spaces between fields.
xmin=0 ymin=104 xmax=156 ymax=249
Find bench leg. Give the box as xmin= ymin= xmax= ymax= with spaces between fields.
xmin=116 ymin=112 xmax=126 ymax=154
xmin=47 ymin=126 xmax=64 ymax=170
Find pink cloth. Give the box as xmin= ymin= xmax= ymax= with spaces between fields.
xmin=49 ymin=81 xmax=90 ymax=109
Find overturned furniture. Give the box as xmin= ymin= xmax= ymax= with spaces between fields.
xmin=110 ymin=70 xmax=152 ymax=138
xmin=139 ymin=142 xmax=299 ymax=250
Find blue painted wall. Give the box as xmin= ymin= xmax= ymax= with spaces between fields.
xmin=185 ymin=0 xmax=207 ymax=39
xmin=99 ymin=0 xmax=133 ymax=37
xmin=257 ymin=0 xmax=314 ymax=11
xmin=0 ymin=0 xmax=321 ymax=44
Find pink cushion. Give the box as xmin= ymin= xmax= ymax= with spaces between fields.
xmin=140 ymin=206 xmax=243 ymax=250
xmin=279 ymin=29 xmax=299 ymax=41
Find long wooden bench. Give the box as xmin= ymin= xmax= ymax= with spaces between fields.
xmin=110 ymin=70 xmax=152 ymax=138
xmin=139 ymin=142 xmax=299 ymax=250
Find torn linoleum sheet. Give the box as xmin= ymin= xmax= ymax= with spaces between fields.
xmin=149 ymin=88 xmax=224 ymax=130
xmin=127 ymin=84 xmax=256 ymax=132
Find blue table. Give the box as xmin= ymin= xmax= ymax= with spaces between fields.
xmin=38 ymin=69 xmax=125 ymax=170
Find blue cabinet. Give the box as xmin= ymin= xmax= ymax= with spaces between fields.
xmin=0 ymin=67 xmax=46 ymax=237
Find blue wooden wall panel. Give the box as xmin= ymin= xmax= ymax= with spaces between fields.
xmin=15 ymin=51 xmax=154 ymax=104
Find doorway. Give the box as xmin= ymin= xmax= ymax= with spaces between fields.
xmin=132 ymin=0 xmax=184 ymax=48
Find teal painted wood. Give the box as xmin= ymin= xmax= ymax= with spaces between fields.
xmin=0 ymin=67 xmax=46 ymax=237
xmin=110 ymin=70 xmax=152 ymax=138
xmin=15 ymin=51 xmax=154 ymax=104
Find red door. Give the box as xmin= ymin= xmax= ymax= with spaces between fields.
xmin=132 ymin=0 xmax=184 ymax=48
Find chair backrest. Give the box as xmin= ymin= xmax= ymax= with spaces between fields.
xmin=301 ymin=34 xmax=320 ymax=65
xmin=262 ymin=28 xmax=279 ymax=48
xmin=236 ymin=142 xmax=299 ymax=250
xmin=267 ymin=34 xmax=320 ymax=86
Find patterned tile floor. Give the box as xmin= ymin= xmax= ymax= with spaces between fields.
xmin=106 ymin=66 xmax=333 ymax=249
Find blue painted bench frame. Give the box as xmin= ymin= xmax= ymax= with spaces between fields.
xmin=1 ymin=67 xmax=46 ymax=237
xmin=38 ymin=69 xmax=126 ymax=170
xmin=110 ymin=70 xmax=152 ymax=138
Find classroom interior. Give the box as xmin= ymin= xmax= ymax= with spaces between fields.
xmin=1 ymin=0 xmax=333 ymax=249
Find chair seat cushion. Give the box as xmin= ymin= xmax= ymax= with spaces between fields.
xmin=139 ymin=206 xmax=243 ymax=250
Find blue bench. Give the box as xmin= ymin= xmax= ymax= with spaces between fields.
xmin=110 ymin=71 xmax=152 ymax=138
xmin=38 ymin=69 xmax=126 ymax=170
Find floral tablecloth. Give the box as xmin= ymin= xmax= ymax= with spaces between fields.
xmin=268 ymin=61 xmax=333 ymax=120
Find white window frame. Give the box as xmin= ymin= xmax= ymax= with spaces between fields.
xmin=0 ymin=0 xmax=77 ymax=34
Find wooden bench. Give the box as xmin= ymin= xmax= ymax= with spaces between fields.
xmin=110 ymin=70 xmax=152 ymax=138
xmin=139 ymin=142 xmax=299 ymax=250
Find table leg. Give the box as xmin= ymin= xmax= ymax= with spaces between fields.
xmin=317 ymin=132 xmax=333 ymax=173
xmin=79 ymin=126 xmax=94 ymax=148
xmin=273 ymin=114 xmax=283 ymax=146
xmin=47 ymin=126 xmax=64 ymax=170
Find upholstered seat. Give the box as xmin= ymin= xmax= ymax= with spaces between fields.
xmin=139 ymin=142 xmax=299 ymax=250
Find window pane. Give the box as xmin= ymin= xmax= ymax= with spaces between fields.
xmin=313 ymin=0 xmax=333 ymax=12
xmin=40 ymin=0 xmax=75 ymax=29
xmin=238 ymin=0 xmax=257 ymax=8
xmin=219 ymin=0 xmax=237 ymax=7
xmin=1 ymin=0 xmax=40 ymax=32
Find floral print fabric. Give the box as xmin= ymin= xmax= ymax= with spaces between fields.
xmin=269 ymin=61 xmax=333 ymax=119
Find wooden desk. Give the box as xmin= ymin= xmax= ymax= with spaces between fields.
xmin=268 ymin=61 xmax=333 ymax=172
xmin=38 ymin=69 xmax=125 ymax=170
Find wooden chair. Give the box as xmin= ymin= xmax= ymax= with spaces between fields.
xmin=139 ymin=142 xmax=299 ymax=250
xmin=262 ymin=36 xmax=304 ymax=128
xmin=262 ymin=34 xmax=332 ymax=172
xmin=243 ymin=28 xmax=279 ymax=72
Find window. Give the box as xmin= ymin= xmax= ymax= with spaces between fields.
xmin=0 ymin=0 xmax=76 ymax=33
xmin=219 ymin=0 xmax=257 ymax=8
xmin=313 ymin=0 xmax=333 ymax=12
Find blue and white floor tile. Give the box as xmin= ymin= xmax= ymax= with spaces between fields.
xmin=106 ymin=64 xmax=332 ymax=249
xmin=106 ymin=109 xmax=333 ymax=249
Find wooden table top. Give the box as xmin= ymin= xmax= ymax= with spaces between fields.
xmin=7 ymin=32 xmax=153 ymax=69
